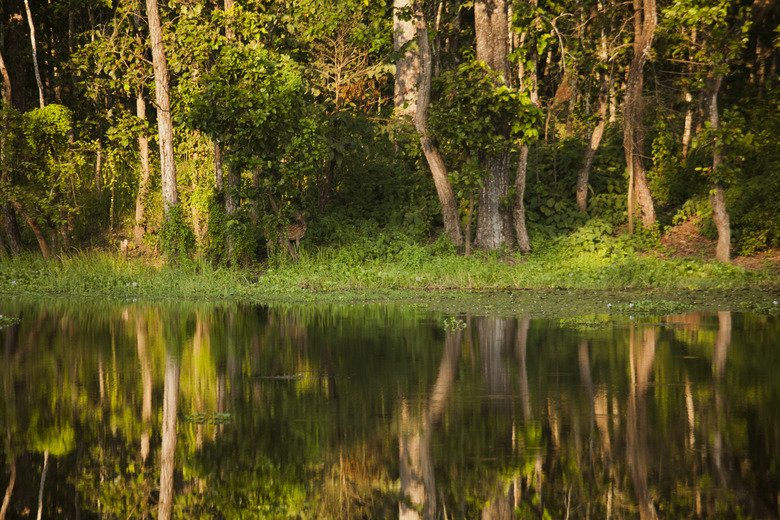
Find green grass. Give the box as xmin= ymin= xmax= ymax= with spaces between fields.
xmin=0 ymin=242 xmax=778 ymax=318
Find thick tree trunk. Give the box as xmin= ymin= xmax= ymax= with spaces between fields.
xmin=623 ymin=0 xmax=656 ymax=231
xmin=0 ymin=48 xmax=23 ymax=257
xmin=627 ymin=325 xmax=658 ymax=520
xmin=474 ymin=0 xmax=514 ymax=250
xmin=1 ymin=203 xmax=22 ymax=256
xmin=708 ymin=75 xmax=730 ymax=262
xmin=146 ymin=0 xmax=178 ymax=215
xmin=158 ymin=352 xmax=180 ymax=520
xmin=411 ymin=2 xmax=463 ymax=248
xmin=393 ymin=0 xmax=419 ymax=118
xmin=134 ymin=90 xmax=151 ymax=248
xmin=399 ymin=327 xmax=461 ymax=519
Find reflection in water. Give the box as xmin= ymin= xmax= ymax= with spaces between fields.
xmin=0 ymin=298 xmax=778 ymax=518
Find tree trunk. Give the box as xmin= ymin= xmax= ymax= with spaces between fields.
xmin=708 ymin=74 xmax=730 ymax=262
xmin=134 ymin=90 xmax=151 ymax=248
xmin=214 ymin=143 xmax=224 ymax=191
xmin=146 ymin=0 xmax=178 ymax=215
xmin=11 ymin=200 xmax=51 ymax=258
xmin=225 ymin=163 xmax=239 ymax=261
xmin=158 ymin=352 xmax=180 ymax=520
xmin=474 ymin=0 xmax=515 ymax=250
xmin=0 ymin=456 xmax=15 ymax=520
xmin=411 ymin=2 xmax=463 ymax=248
xmin=623 ymin=0 xmax=656 ymax=231
xmin=576 ymin=23 xmax=611 ymax=213
xmin=393 ymin=0 xmax=419 ymax=118
xmin=0 ymin=48 xmax=22 ymax=257
xmin=23 ymin=0 xmax=45 ymax=108
xmin=36 ymin=450 xmax=49 ymax=520
xmin=135 ymin=311 xmax=152 ymax=465
xmin=514 ymin=146 xmax=531 ymax=253
xmin=627 ymin=325 xmax=658 ymax=520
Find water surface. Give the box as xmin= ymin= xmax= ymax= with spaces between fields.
xmin=0 ymin=297 xmax=778 ymax=518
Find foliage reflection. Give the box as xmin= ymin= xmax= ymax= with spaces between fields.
xmin=0 ymin=298 xmax=778 ymax=518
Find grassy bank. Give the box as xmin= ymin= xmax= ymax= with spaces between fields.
xmin=1 ymin=242 xmax=778 ymax=318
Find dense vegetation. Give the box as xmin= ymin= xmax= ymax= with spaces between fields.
xmin=0 ymin=0 xmax=779 ymax=273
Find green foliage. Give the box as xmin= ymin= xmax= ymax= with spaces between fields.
xmin=430 ymin=59 xmax=542 ymax=157
xmin=160 ymin=204 xmax=196 ymax=265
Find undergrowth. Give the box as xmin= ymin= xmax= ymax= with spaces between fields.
xmin=1 ymin=227 xmax=775 ymax=302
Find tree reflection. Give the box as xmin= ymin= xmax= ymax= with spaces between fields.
xmin=0 ymin=300 xmax=779 ymax=519
xmin=627 ymin=324 xmax=658 ymax=519
xmin=158 ymin=350 xmax=180 ymax=520
xmin=399 ymin=326 xmax=462 ymax=519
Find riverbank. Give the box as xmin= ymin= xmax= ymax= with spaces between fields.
xmin=1 ymin=248 xmax=778 ymax=318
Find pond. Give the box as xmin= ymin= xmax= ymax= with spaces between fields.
xmin=0 ymin=297 xmax=778 ymax=519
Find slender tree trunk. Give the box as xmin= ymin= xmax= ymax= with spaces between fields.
xmin=411 ymin=2 xmax=463 ymax=248
xmin=225 ymin=163 xmax=239 ymax=261
xmin=0 ymin=456 xmax=15 ymax=520
xmin=222 ymin=0 xmax=237 ymax=259
xmin=134 ymin=90 xmax=151 ymax=248
xmin=36 ymin=450 xmax=49 ymax=520
xmin=158 ymin=352 xmax=180 ymax=520
xmin=512 ymin=3 xmax=538 ymax=254
xmin=214 ymin=143 xmax=224 ymax=191
xmin=23 ymin=0 xmax=45 ymax=108
xmin=708 ymin=74 xmax=730 ymax=262
xmin=514 ymin=145 xmax=531 ymax=253
xmin=474 ymin=0 xmax=514 ymax=250
xmin=576 ymin=21 xmax=611 ymax=213
xmin=11 ymin=200 xmax=51 ymax=258
xmin=146 ymin=0 xmax=178 ymax=215
xmin=623 ymin=0 xmax=656 ymax=231
xmin=135 ymin=311 xmax=152 ymax=465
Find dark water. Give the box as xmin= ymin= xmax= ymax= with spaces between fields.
xmin=0 ymin=297 xmax=778 ymax=519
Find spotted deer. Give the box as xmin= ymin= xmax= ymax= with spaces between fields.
xmin=285 ymin=212 xmax=307 ymax=250
xmin=267 ymin=211 xmax=307 ymax=259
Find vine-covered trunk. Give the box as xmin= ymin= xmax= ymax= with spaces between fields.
xmin=474 ymin=0 xmax=514 ymax=250
xmin=708 ymin=74 xmax=730 ymax=262
xmin=623 ymin=0 xmax=656 ymax=231
xmin=146 ymin=0 xmax=178 ymax=215
xmin=410 ymin=1 xmax=463 ymax=248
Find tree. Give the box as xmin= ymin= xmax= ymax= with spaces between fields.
xmin=186 ymin=31 xmax=309 ymax=262
xmin=623 ymin=0 xmax=657 ymax=231
xmin=145 ymin=0 xmax=178 ymax=216
xmin=394 ymin=0 xmax=464 ymax=248
xmin=663 ymin=0 xmax=752 ymax=262
xmin=473 ymin=0 xmax=514 ymax=250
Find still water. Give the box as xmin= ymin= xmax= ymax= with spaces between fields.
xmin=0 ymin=297 xmax=778 ymax=519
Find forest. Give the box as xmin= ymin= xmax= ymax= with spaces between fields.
xmin=0 ymin=0 xmax=779 ymax=267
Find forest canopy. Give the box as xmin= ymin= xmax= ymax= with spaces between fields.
xmin=0 ymin=0 xmax=778 ymax=264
